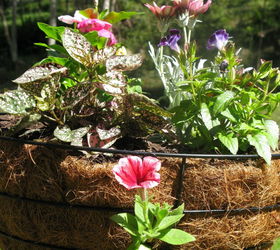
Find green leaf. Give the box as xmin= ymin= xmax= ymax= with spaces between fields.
xmin=157 ymin=228 xmax=196 ymax=245
xmin=103 ymin=11 xmax=140 ymax=24
xmin=272 ymin=238 xmax=280 ymax=250
xmin=84 ymin=31 xmax=107 ymax=49
xmin=200 ymin=103 xmax=213 ymax=130
xmin=34 ymin=42 xmax=68 ymax=55
xmin=169 ymin=204 xmax=184 ymax=216
xmin=247 ymin=133 xmax=271 ymax=165
xmin=264 ymin=120 xmax=279 ymax=151
xmin=54 ymin=126 xmax=90 ymax=144
xmin=36 ymin=56 xmax=69 ymax=66
xmin=110 ymin=213 xmax=138 ymax=236
xmin=0 ymin=89 xmax=36 ymax=114
xmin=37 ymin=22 xmax=65 ymax=42
xmin=157 ymin=214 xmax=184 ymax=231
xmin=258 ymin=61 xmax=272 ymax=79
xmin=218 ymin=132 xmax=238 ymax=154
xmin=213 ymin=91 xmax=235 ymax=115
xmin=220 ymin=109 xmax=237 ymax=122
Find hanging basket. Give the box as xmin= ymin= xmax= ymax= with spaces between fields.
xmin=0 ymin=136 xmax=280 ymax=250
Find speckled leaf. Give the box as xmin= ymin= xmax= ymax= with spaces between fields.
xmin=62 ymin=28 xmax=94 ymax=67
xmin=62 ymin=82 xmax=92 ymax=108
xmin=87 ymin=126 xmax=121 ymax=148
xmin=92 ymin=46 xmax=116 ymax=65
xmin=96 ymin=126 xmax=121 ymax=140
xmin=12 ymin=64 xmax=67 ymax=96
xmin=106 ymin=54 xmax=143 ymax=72
xmin=54 ymin=125 xmax=90 ymax=143
xmin=0 ymin=89 xmax=36 ymax=114
xmin=13 ymin=63 xmax=67 ymax=85
xmin=97 ymin=71 xmax=126 ymax=94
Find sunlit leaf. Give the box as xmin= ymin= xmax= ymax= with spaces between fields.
xmin=106 ymin=54 xmax=143 ymax=72
xmin=157 ymin=228 xmax=195 ymax=245
xmin=213 ymin=91 xmax=235 ymax=115
xmin=92 ymin=46 xmax=117 ymax=65
xmin=13 ymin=63 xmax=67 ymax=96
xmin=37 ymin=22 xmax=65 ymax=42
xmin=62 ymin=28 xmax=95 ymax=67
xmin=54 ymin=126 xmax=90 ymax=144
xmin=110 ymin=213 xmax=138 ymax=236
xmin=247 ymin=133 xmax=271 ymax=165
xmin=200 ymin=103 xmax=212 ymax=130
xmin=0 ymin=89 xmax=36 ymax=115
xmin=264 ymin=120 xmax=279 ymax=151
xmin=218 ymin=132 xmax=238 ymax=154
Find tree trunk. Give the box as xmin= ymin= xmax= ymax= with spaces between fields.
xmin=103 ymin=0 xmax=110 ymax=11
xmin=11 ymin=0 xmax=18 ymax=64
xmin=111 ymin=0 xmax=116 ymax=11
xmin=0 ymin=0 xmax=18 ymax=67
xmin=49 ymin=0 xmax=57 ymax=45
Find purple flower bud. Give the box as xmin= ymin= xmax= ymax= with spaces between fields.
xmin=158 ymin=29 xmax=181 ymax=52
xmin=207 ymin=29 xmax=229 ymax=50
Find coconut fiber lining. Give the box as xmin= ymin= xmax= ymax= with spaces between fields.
xmin=0 ymin=140 xmax=280 ymax=249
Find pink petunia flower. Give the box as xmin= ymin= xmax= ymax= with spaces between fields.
xmin=58 ymin=10 xmax=88 ymax=24
xmin=112 ymin=156 xmax=161 ymax=190
xmin=58 ymin=11 xmax=117 ymax=45
xmin=77 ymin=19 xmax=117 ymax=45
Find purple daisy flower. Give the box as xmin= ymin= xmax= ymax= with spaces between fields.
xmin=207 ymin=29 xmax=229 ymax=50
xmin=158 ymin=29 xmax=181 ymax=52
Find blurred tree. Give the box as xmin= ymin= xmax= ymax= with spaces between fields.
xmin=0 ymin=0 xmax=18 ymax=67
xmin=49 ymin=0 xmax=57 ymax=45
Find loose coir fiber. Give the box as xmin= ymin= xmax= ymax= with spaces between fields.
xmin=0 ymin=140 xmax=279 ymax=250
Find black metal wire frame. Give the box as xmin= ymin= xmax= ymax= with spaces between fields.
xmin=0 ymin=135 xmax=280 ymax=249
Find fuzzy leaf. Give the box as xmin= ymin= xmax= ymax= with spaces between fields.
xmin=264 ymin=120 xmax=279 ymax=151
xmin=157 ymin=229 xmax=196 ymax=245
xmin=218 ymin=132 xmax=238 ymax=154
xmin=169 ymin=204 xmax=184 ymax=216
xmin=157 ymin=214 xmax=184 ymax=231
xmin=213 ymin=91 xmax=235 ymax=115
xmin=0 ymin=89 xmax=36 ymax=114
xmin=110 ymin=213 xmax=138 ymax=236
xmin=54 ymin=126 xmax=89 ymax=143
xmin=106 ymin=54 xmax=143 ymax=72
xmin=62 ymin=28 xmax=94 ymax=67
xmin=247 ymin=133 xmax=271 ymax=165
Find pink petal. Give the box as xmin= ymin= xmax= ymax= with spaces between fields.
xmin=73 ymin=10 xmax=89 ymax=22
xmin=112 ymin=156 xmax=142 ymax=189
xmin=58 ymin=15 xmax=75 ymax=24
xmin=98 ymin=29 xmax=117 ymax=45
xmin=143 ymin=156 xmax=161 ymax=172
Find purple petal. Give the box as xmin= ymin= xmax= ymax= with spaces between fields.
xmin=158 ymin=29 xmax=181 ymax=52
xmin=207 ymin=29 xmax=229 ymax=50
